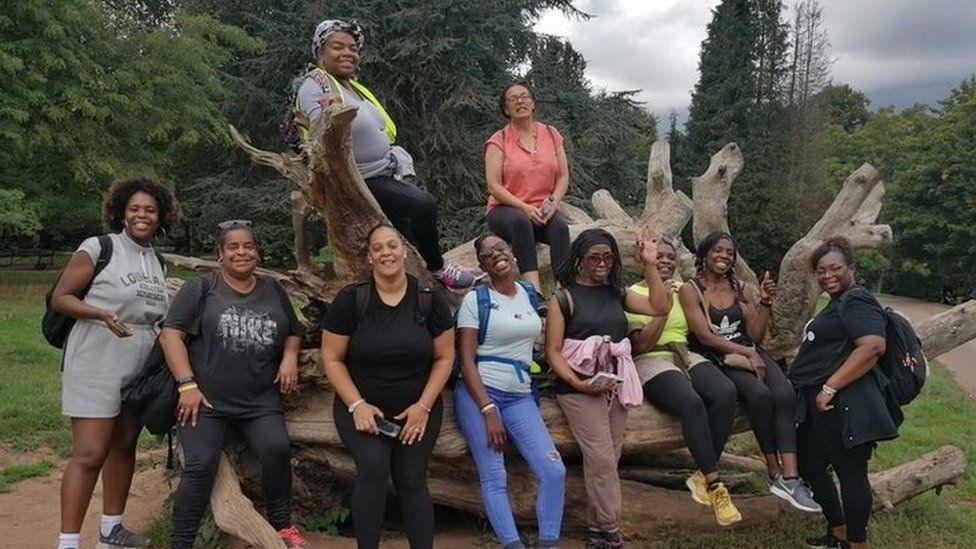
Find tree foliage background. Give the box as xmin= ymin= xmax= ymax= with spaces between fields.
xmin=1 ymin=0 xmax=972 ymax=300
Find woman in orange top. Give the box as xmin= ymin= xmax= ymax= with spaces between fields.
xmin=484 ymin=81 xmax=571 ymax=291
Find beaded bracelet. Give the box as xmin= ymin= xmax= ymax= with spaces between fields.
xmin=177 ymin=382 xmax=199 ymax=394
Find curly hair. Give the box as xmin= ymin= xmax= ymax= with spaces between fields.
xmin=101 ymin=177 xmax=180 ymax=235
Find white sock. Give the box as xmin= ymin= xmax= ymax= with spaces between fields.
xmin=58 ymin=532 xmax=81 ymax=549
xmin=100 ymin=514 xmax=123 ymax=537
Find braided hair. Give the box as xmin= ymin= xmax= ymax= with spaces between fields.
xmin=555 ymin=228 xmax=624 ymax=293
xmin=695 ymin=231 xmax=743 ymax=298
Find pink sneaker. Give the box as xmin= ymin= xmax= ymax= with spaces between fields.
xmin=278 ymin=525 xmax=312 ymax=549
xmin=433 ymin=261 xmax=485 ymax=289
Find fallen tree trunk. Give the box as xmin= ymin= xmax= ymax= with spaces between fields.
xmin=210 ymin=106 xmax=976 ymax=542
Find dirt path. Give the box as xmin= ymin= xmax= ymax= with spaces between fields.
xmin=879 ymin=295 xmax=976 ymax=398
xmin=0 ymin=450 xmax=172 ymax=548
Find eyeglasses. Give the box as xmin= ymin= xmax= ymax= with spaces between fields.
xmin=814 ymin=264 xmax=848 ymax=278
xmin=477 ymin=241 xmax=511 ymax=258
xmin=584 ymin=253 xmax=615 ymax=266
xmin=217 ymin=219 xmax=252 ymax=230
xmin=506 ymin=92 xmax=532 ymax=103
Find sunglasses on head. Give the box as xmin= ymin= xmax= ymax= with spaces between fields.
xmin=477 ymin=240 xmax=511 ymax=258
xmin=217 ymin=219 xmax=252 ymax=230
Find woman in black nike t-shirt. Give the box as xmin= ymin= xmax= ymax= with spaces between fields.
xmin=321 ymin=223 xmax=454 ymax=549
xmin=789 ymin=236 xmax=899 ymax=549
xmin=160 ymin=221 xmax=310 ymax=548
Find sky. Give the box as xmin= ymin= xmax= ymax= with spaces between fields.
xmin=535 ymin=0 xmax=976 ymax=123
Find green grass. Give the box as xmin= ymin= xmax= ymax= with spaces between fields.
xmin=0 ymin=459 xmax=57 ymax=492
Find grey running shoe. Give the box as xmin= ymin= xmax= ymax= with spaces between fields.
xmin=433 ymin=261 xmax=485 ymax=289
xmin=768 ymin=475 xmax=822 ymax=512
xmin=98 ymin=524 xmax=148 ymax=547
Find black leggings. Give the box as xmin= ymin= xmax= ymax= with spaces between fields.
xmin=334 ymin=397 xmax=444 ymax=549
xmin=797 ymin=390 xmax=874 ymax=543
xmin=171 ymin=413 xmax=292 ymax=547
xmin=643 ymin=362 xmax=738 ymax=475
xmin=486 ymin=205 xmax=571 ymax=273
xmin=721 ymin=349 xmax=796 ymax=455
xmin=365 ymin=175 xmax=444 ymax=271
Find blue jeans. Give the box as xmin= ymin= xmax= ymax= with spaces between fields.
xmin=454 ymin=384 xmax=565 ymax=545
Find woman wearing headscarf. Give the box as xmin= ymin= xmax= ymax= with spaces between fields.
xmin=290 ymin=19 xmax=482 ymax=289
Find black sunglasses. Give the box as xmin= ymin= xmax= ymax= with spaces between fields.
xmin=477 ymin=241 xmax=511 ymax=258
xmin=217 ymin=219 xmax=252 ymax=230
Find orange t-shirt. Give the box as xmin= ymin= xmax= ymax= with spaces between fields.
xmin=484 ymin=121 xmax=564 ymax=211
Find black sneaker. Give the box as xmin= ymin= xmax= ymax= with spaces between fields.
xmin=98 ymin=524 xmax=148 ymax=547
xmin=806 ymin=532 xmax=849 ymax=548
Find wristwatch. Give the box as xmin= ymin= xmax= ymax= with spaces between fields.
xmin=176 ymin=375 xmax=195 ymax=385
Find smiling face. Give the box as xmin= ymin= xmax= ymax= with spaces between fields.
xmin=503 ymin=84 xmax=535 ymax=120
xmin=218 ymin=228 xmax=259 ymax=277
xmin=477 ymin=236 xmax=515 ymax=280
xmin=704 ymin=237 xmax=736 ymax=275
xmin=317 ymin=31 xmax=360 ymax=79
xmin=580 ymin=243 xmax=614 ymax=283
xmin=815 ymin=250 xmax=855 ymax=297
xmin=368 ymin=226 xmax=407 ymax=277
xmin=656 ymin=241 xmax=677 ymax=281
xmin=123 ymin=191 xmax=160 ymax=243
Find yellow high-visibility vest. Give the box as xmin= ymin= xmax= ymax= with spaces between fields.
xmin=297 ymin=68 xmax=397 ymax=143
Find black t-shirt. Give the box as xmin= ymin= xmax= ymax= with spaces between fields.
xmin=555 ymin=282 xmax=628 ymax=394
xmin=323 ymin=276 xmax=453 ymax=416
xmin=163 ymin=273 xmax=303 ymax=418
xmin=789 ymin=285 xmax=886 ymax=388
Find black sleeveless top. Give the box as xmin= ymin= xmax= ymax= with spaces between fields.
xmin=687 ymin=278 xmax=755 ymax=364
xmin=554 ymin=282 xmax=628 ymax=394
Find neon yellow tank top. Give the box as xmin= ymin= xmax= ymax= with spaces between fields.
xmin=625 ymin=282 xmax=688 ymax=358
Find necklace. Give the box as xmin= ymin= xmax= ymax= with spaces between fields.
xmin=221 ymin=270 xmax=257 ymax=294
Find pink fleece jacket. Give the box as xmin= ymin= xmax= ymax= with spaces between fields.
xmin=560 ymin=335 xmax=643 ymax=407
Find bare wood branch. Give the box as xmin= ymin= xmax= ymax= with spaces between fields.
xmin=290 ymin=190 xmax=312 ymax=271
xmin=210 ymin=453 xmax=286 ymax=548
xmin=592 ymin=189 xmax=633 ymax=223
xmin=916 ymin=300 xmax=976 ymax=358
xmin=558 ymin=202 xmax=595 ymax=224
xmin=766 ymin=164 xmax=891 ymax=357
xmin=229 ymin=125 xmax=310 ymax=191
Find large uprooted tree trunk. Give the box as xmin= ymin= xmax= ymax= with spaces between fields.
xmin=174 ymin=105 xmax=975 ymax=545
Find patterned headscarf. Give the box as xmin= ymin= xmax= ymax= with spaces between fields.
xmin=311 ymin=19 xmax=365 ymax=59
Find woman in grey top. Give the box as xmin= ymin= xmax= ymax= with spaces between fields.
xmin=51 ymin=178 xmax=179 ymax=549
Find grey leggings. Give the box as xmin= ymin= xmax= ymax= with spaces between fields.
xmin=486 ymin=205 xmax=570 ymax=273
xmin=171 ymin=413 xmax=292 ymax=548
xmin=642 ymin=362 xmax=738 ymax=475
xmin=722 ymin=349 xmax=797 ymax=455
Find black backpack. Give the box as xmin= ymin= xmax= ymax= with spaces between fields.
xmin=353 ymin=277 xmax=434 ymax=326
xmin=42 ymin=235 xmax=113 ymax=349
xmin=839 ymin=294 xmax=928 ymax=406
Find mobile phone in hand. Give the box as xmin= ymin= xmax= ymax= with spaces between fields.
xmin=375 ymin=417 xmax=402 ymax=438
xmin=106 ymin=317 xmax=133 ymax=338
xmin=588 ymin=371 xmax=623 ymax=386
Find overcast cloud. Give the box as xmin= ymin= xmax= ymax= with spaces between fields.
xmin=536 ymin=0 xmax=976 ymax=123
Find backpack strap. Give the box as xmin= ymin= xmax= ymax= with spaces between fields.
xmin=555 ymin=287 xmax=573 ymax=321
xmin=416 ymin=281 xmax=435 ymax=326
xmin=516 ymin=280 xmax=541 ymax=311
xmin=690 ymin=278 xmax=713 ymax=332
xmin=353 ymin=279 xmax=372 ymax=325
xmin=474 ymin=285 xmax=492 ymax=345
xmin=154 ymin=250 xmax=167 ymax=276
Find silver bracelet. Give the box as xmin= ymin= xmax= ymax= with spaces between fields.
xmin=348 ymin=398 xmax=366 ymax=413
xmin=821 ymin=384 xmax=837 ymax=396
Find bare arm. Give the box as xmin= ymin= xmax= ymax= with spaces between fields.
xmin=552 ymin=140 xmax=569 ymax=202
xmin=51 ymin=251 xmax=114 ymax=322
xmin=629 ymin=312 xmax=669 ymax=355
xmin=274 ymin=335 xmax=302 ymax=393
xmin=160 ymin=326 xmax=212 ymax=425
xmin=321 ymin=330 xmax=363 ymax=408
xmin=740 ymin=293 xmax=771 ymax=342
xmin=679 ymin=283 xmax=759 ymax=357
xmin=458 ymin=327 xmax=492 ymax=408
xmin=418 ymin=329 xmax=455 ymax=410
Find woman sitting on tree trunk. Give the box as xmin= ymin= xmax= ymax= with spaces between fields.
xmin=545 ymin=227 xmax=670 ymax=549
xmin=625 ymin=236 xmax=742 ymax=526
xmin=160 ymin=221 xmax=310 ymax=549
xmin=290 ymin=19 xmax=482 ymax=289
xmin=790 ymin=236 xmax=900 ymax=549
xmin=484 ymin=81 xmax=571 ymax=292
xmin=321 ymin=223 xmax=455 ymax=549
xmin=52 ymin=177 xmax=178 ymax=549
xmin=455 ymin=234 xmax=566 ymax=549
xmin=679 ymin=231 xmax=820 ymax=512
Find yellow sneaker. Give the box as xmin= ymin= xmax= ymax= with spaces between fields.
xmin=708 ymin=482 xmax=742 ymax=526
xmin=685 ymin=470 xmax=711 ymax=506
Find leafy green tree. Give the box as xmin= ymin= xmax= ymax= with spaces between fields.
xmin=0 ymin=189 xmax=42 ymax=242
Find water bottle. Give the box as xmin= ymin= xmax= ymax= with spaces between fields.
xmin=539 ymin=195 xmax=556 ymax=218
